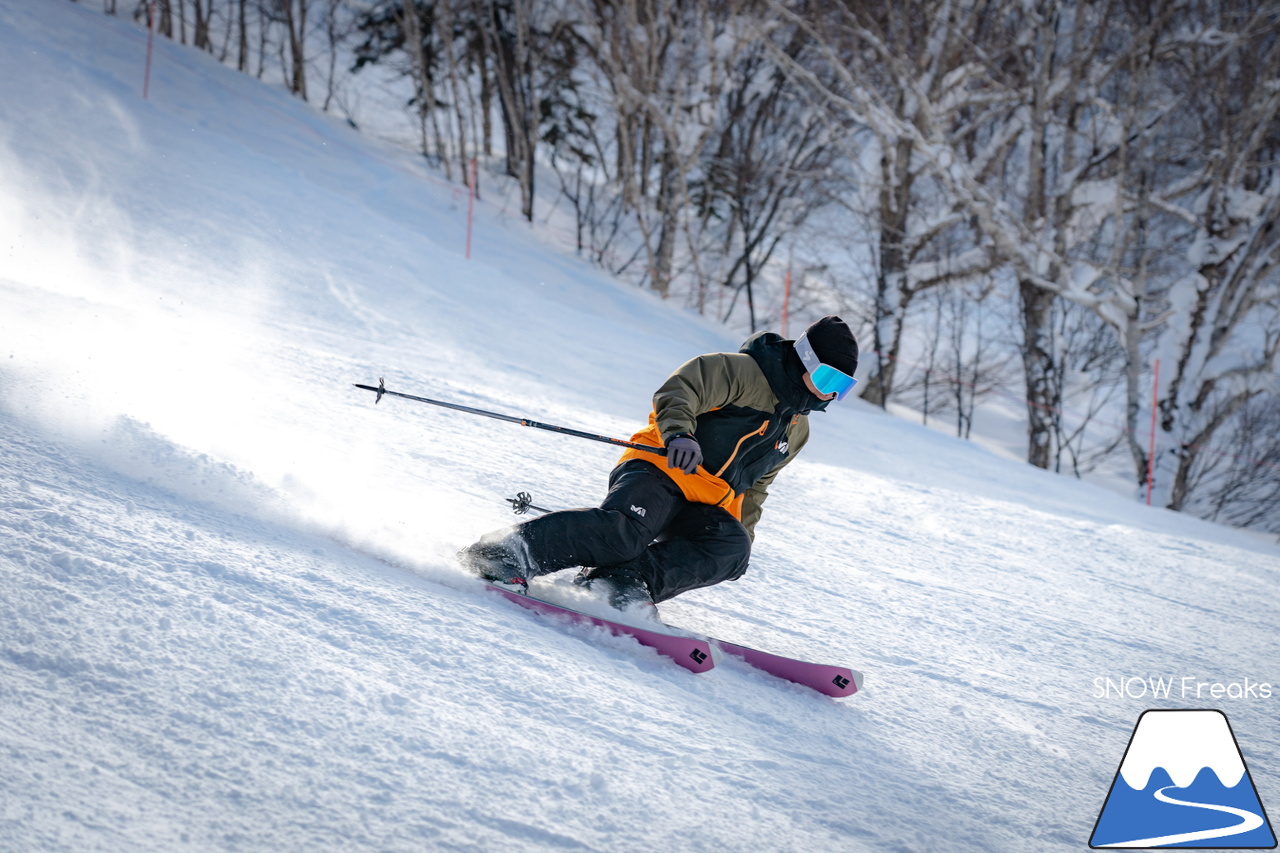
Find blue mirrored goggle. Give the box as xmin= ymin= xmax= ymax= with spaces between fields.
xmin=795 ymin=332 xmax=858 ymax=401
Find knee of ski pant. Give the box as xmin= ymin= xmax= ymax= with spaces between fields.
xmin=663 ymin=505 xmax=751 ymax=548
xmin=600 ymin=507 xmax=658 ymax=563
xmin=696 ymin=511 xmax=751 ymax=581
xmin=720 ymin=534 xmax=750 ymax=582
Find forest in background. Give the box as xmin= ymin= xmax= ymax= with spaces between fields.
xmin=93 ymin=0 xmax=1280 ymax=534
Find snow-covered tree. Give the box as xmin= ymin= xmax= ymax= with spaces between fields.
xmin=1139 ymin=0 xmax=1280 ymax=512
xmin=764 ymin=0 xmax=996 ymax=407
xmin=768 ymin=0 xmax=1208 ymax=473
xmin=567 ymin=0 xmax=747 ymax=296
xmin=103 ymin=0 xmax=1280 ymax=534
xmin=687 ymin=21 xmax=842 ymax=329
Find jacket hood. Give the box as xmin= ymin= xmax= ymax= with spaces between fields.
xmin=740 ymin=331 xmax=831 ymax=414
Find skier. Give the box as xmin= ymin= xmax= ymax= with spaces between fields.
xmin=458 ymin=315 xmax=859 ymax=611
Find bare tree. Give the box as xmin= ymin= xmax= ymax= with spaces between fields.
xmin=893 ymin=277 xmax=1016 ymax=438
xmin=779 ymin=1 xmax=1199 ymax=473
xmin=1045 ymin=297 xmax=1128 ymax=475
xmin=351 ymin=2 xmax=450 ymax=167
xmin=571 ymin=0 xmax=742 ymax=295
xmin=434 ymin=0 xmax=471 ymax=181
xmin=1137 ymin=1 xmax=1280 ymax=511
xmin=947 ymin=280 xmax=1016 ymax=441
xmin=690 ymin=22 xmax=840 ymax=330
xmin=190 ymin=0 xmax=211 ymax=50
xmin=1191 ymin=391 xmax=1280 ymax=534
xmin=320 ymin=0 xmax=350 ymax=113
xmin=406 ymin=1 xmax=445 ymax=167
xmin=237 ymin=0 xmax=249 ymax=71
xmin=103 ymin=0 xmax=1280 ymax=536
xmin=474 ymin=0 xmax=537 ymax=217
xmin=764 ymin=1 xmax=998 ymax=406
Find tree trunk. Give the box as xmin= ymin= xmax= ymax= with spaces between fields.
xmin=401 ymin=0 xmax=432 ymax=157
xmin=281 ymin=0 xmax=307 ymax=100
xmin=862 ymin=134 xmax=913 ymax=407
xmin=483 ymin=0 xmax=535 ymax=220
xmin=158 ymin=0 xmax=172 ymax=39
xmin=475 ymin=12 xmax=493 ymax=157
xmin=237 ymin=0 xmax=247 ymax=72
xmin=1019 ymin=280 xmax=1058 ymax=469
xmin=653 ymin=146 xmax=680 ymax=297
xmin=192 ymin=0 xmax=209 ymax=50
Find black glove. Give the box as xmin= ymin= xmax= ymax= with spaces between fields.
xmin=665 ymin=434 xmax=702 ymax=475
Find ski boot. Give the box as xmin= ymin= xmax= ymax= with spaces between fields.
xmin=575 ymin=566 xmax=656 ymax=616
xmin=457 ymin=536 xmax=535 ymax=593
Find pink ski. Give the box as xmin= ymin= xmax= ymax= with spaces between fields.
xmin=485 ymin=583 xmax=862 ymax=696
xmin=484 ymin=583 xmax=715 ymax=673
xmin=715 ymin=640 xmax=862 ymax=698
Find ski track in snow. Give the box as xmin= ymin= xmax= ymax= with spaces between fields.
xmin=0 ymin=414 xmax=957 ymax=853
xmin=2 ymin=2 xmax=1279 ymax=851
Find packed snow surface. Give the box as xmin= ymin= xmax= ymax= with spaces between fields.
xmin=2 ymin=3 xmax=1277 ymax=851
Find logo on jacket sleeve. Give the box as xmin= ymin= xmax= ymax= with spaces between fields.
xmin=630 ymin=505 xmax=647 ymax=518
xmin=776 ymin=440 xmax=789 ymax=455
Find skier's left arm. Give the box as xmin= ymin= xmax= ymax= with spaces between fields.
xmin=740 ymin=417 xmax=810 ymax=541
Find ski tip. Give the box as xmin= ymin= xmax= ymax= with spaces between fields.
xmin=836 ymin=668 xmax=864 ymax=698
xmin=681 ymin=641 xmax=716 ymax=673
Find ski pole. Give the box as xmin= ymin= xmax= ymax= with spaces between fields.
xmin=353 ymin=378 xmax=668 ymax=458
xmin=506 ymin=491 xmax=553 ymax=515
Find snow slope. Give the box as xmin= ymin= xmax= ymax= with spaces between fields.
xmin=2 ymin=3 xmax=1278 ymax=851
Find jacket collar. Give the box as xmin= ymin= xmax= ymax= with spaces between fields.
xmin=740 ymin=331 xmax=830 ymax=415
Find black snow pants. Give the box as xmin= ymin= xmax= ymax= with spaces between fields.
xmin=517 ymin=460 xmax=751 ymax=603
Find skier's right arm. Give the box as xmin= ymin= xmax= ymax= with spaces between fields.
xmin=650 ymin=353 xmax=744 ymax=444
